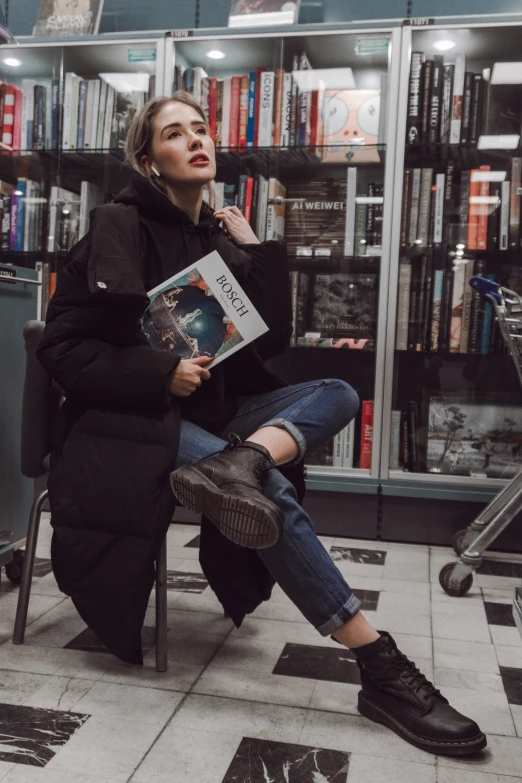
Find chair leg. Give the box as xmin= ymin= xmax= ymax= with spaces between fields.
xmin=13 ymin=489 xmax=48 ymax=645
xmin=155 ymin=536 xmax=168 ymax=672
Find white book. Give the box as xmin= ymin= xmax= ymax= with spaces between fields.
xmin=62 ymin=73 xmax=74 ymax=149
xmin=408 ymin=168 xmax=422 ymax=245
xmin=89 ymin=79 xmax=101 ymax=150
xmin=333 ymin=429 xmax=345 ymax=467
xmin=256 ymin=174 xmax=269 ymax=242
xmin=418 ymin=168 xmax=433 ymax=246
xmin=433 ymin=173 xmax=445 ymax=244
xmin=102 ymin=86 xmax=115 ymax=149
xmin=343 ymin=421 xmax=355 ymax=468
xmin=396 ymin=261 xmax=412 ymax=350
xmin=258 ymin=71 xmax=275 ymax=147
xmin=378 ymin=72 xmax=389 ymax=146
xmin=214 ymin=181 xmax=225 ymax=211
xmin=500 ymin=180 xmax=510 ymax=250
xmin=221 ymin=77 xmax=232 ymax=150
xmin=344 ymin=167 xmax=357 ymax=256
xmin=389 ymin=411 xmax=401 ymax=469
xmin=280 ymin=72 xmax=292 ymax=146
xmin=23 ymin=180 xmax=35 ymax=251
xmin=449 ymin=261 xmax=467 ymax=352
xmin=47 ymin=185 xmax=59 ymax=251
xmin=143 ymin=250 xmax=269 ymax=368
xmin=450 ymin=53 xmax=466 ymax=144
xmin=84 ymin=80 xmax=95 ymax=149
xmin=193 ymin=66 xmax=208 ymax=104
xmin=21 ymin=79 xmax=37 ymax=149
xmin=69 ymin=75 xmax=82 ymax=150
xmin=96 ymin=79 xmax=108 ymax=150
xmin=79 ymin=180 xmax=104 ymax=240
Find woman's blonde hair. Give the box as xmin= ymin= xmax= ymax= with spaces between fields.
xmin=124 ymin=90 xmax=208 ymax=198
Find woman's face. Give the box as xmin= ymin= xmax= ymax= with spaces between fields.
xmin=146 ymin=101 xmax=216 ymax=186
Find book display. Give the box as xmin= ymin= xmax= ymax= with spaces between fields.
xmin=170 ymin=29 xmax=397 ymax=472
xmin=386 ymin=23 xmax=522 ymax=486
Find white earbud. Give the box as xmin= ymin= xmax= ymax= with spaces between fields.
xmin=151 ymin=164 xmax=160 ymax=177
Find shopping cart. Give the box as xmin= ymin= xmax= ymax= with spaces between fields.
xmin=439 ymin=276 xmax=522 ymax=608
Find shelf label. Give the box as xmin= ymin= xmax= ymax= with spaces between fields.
xmin=356 ymin=37 xmax=390 ymax=56
xmin=403 ymin=17 xmax=435 ymax=26
xmin=0 ymin=267 xmax=16 ymax=280
xmin=167 ymin=29 xmax=194 ymax=38
xmin=128 ymin=47 xmax=156 ymax=62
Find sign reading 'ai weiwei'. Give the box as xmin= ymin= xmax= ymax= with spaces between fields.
xmin=33 ymin=0 xmax=104 ymax=37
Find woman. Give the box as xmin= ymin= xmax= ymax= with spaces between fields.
xmin=37 ymin=92 xmax=485 ymax=757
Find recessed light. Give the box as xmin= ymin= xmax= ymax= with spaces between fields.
xmin=3 ymin=57 xmax=22 ymax=67
xmin=206 ymin=50 xmax=226 ymax=60
xmin=433 ymin=40 xmax=456 ymax=52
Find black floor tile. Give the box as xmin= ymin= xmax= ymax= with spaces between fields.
xmin=166 ymin=571 xmax=208 ymax=593
xmin=185 ymin=535 xmax=200 ymax=548
xmin=353 ymin=589 xmax=380 ymax=612
xmin=484 ymin=602 xmax=516 ymax=627
xmin=0 ymin=703 xmax=89 ymax=766
xmin=221 ymin=737 xmax=350 ymax=783
xmin=273 ymin=643 xmax=360 ymax=685
xmin=499 ymin=666 xmax=522 ymax=706
xmin=478 ymin=561 xmax=522 ymax=578
xmin=330 ymin=547 xmax=386 ymax=566
xmin=64 ymin=626 xmax=156 ymax=655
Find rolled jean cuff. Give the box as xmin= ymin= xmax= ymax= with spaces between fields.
xmin=257 ymin=418 xmax=307 ymax=465
xmin=316 ymin=593 xmax=362 ymax=637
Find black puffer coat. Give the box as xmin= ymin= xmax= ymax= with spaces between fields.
xmin=37 ymin=175 xmax=305 ymax=664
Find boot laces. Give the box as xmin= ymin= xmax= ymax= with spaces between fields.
xmin=391 ymin=646 xmax=441 ymax=699
xmin=199 ymin=433 xmax=276 ymax=474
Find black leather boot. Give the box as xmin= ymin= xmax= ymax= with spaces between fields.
xmin=170 ymin=434 xmax=284 ymax=549
xmin=352 ymin=632 xmax=487 ymax=756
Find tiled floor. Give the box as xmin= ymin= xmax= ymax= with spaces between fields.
xmin=0 ymin=515 xmax=521 ymax=782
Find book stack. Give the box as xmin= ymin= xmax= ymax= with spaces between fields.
xmin=203 ymin=174 xmax=286 ymax=242
xmin=305 ymin=413 xmax=373 ymax=470
xmin=1 ymin=178 xmax=45 ymax=252
xmin=176 ymin=56 xmax=384 ymax=155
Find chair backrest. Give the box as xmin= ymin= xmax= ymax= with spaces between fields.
xmin=20 ymin=320 xmax=59 ymax=479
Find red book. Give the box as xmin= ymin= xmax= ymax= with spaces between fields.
xmin=229 ymin=76 xmax=240 ymax=147
xmin=467 ymin=166 xmax=489 ymax=250
xmin=254 ymin=66 xmax=265 ymax=147
xmin=208 ymin=77 xmax=218 ymax=143
xmin=238 ymin=75 xmax=249 ymax=148
xmin=1 ymin=83 xmax=16 ymax=148
xmin=477 ymin=166 xmax=490 ymax=250
xmin=12 ymin=86 xmax=23 ymax=150
xmin=309 ymin=90 xmax=318 ymax=147
xmin=360 ymin=400 xmax=374 ymax=469
xmin=244 ymin=176 xmax=254 ymax=223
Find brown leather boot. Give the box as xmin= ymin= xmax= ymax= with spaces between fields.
xmin=170 ymin=434 xmax=283 ymax=549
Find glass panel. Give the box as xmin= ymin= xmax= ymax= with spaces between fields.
xmin=392 ymin=25 xmax=522 ymax=481
xmin=175 ymin=30 xmax=392 ymax=473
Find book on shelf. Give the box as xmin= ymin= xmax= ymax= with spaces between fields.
xmin=389 ymin=410 xmax=401 ymax=469
xmin=360 ymin=400 xmax=374 ymax=470
xmin=333 ymin=421 xmax=355 ymax=469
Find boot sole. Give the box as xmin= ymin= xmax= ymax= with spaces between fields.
xmin=170 ymin=466 xmax=283 ymax=549
xmin=358 ymin=692 xmax=487 ymax=757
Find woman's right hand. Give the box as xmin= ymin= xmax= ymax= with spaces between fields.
xmin=168 ymin=356 xmax=214 ymax=397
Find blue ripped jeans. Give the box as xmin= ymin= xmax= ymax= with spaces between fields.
xmin=175 ymin=379 xmax=362 ymax=636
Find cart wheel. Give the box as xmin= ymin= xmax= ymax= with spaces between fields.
xmin=5 ymin=550 xmax=24 ymax=584
xmin=452 ymin=529 xmax=469 ymax=556
xmin=439 ymin=562 xmax=473 ymax=597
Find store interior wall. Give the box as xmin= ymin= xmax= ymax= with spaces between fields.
xmin=3 ymin=0 xmax=522 ymax=37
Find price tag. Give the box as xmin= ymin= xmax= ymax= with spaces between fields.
xmin=168 ymin=30 xmax=194 ymax=38
xmin=403 ymin=17 xmax=435 ymax=26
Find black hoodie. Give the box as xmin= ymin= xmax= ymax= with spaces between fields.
xmin=113 ymin=174 xmax=292 ymax=436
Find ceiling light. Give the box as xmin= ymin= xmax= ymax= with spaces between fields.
xmin=433 ymin=40 xmax=456 ymax=51
xmin=3 ymin=57 xmax=21 ymax=67
xmin=206 ymin=50 xmax=226 ymax=60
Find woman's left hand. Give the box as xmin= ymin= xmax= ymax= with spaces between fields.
xmin=213 ymin=205 xmax=261 ymax=245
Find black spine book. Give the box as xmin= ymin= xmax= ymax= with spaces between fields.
xmin=401 ymin=411 xmax=410 ymax=470
xmin=470 ymin=74 xmax=484 ymax=145
xmin=366 ymin=182 xmax=375 ymax=247
xmin=420 ymin=251 xmax=433 ymax=351
xmin=460 ymin=72 xmax=473 ymax=143
xmin=415 ymin=254 xmax=429 ymax=351
xmin=487 ymin=182 xmax=501 ymax=251
xmin=407 ymin=256 xmax=422 ymax=351
xmin=250 ymin=175 xmax=259 ymax=235
xmin=428 ymin=56 xmax=444 ymax=145
xmin=468 ymin=257 xmax=486 ymax=352
xmin=420 ymin=60 xmax=433 ymax=145
xmin=438 ymin=255 xmax=454 ymax=352
xmin=400 ymin=168 xmax=412 ymax=247
xmin=408 ymin=401 xmax=420 ymax=472
xmin=440 ymin=64 xmax=455 ymax=144
xmin=407 ymin=52 xmax=425 ymax=144
xmin=373 ymin=183 xmax=384 ymax=245
xmin=1 ymin=192 xmax=11 ymax=250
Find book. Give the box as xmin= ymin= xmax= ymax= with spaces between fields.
xmin=298 ymin=50 xmax=312 ymax=146
xmin=450 ymin=54 xmax=466 ymax=143
xmin=323 ymin=89 xmax=380 ymax=163
xmin=449 ymin=260 xmax=466 ymax=352
xmin=396 ymin=260 xmax=411 ymax=351
xmin=258 ymin=71 xmax=274 ymax=147
xmin=479 ymin=273 xmax=496 ymax=355
xmin=509 ymin=157 xmax=522 ymax=249
xmin=142 ymin=250 xmax=268 ymax=368
xmin=280 ymin=72 xmax=292 ymax=146
xmin=285 ymin=177 xmax=348 ymax=256
xmin=308 ymin=272 xmax=378 ymax=349
xmin=390 ymin=410 xmax=402 ymax=469
xmin=468 ymin=258 xmax=486 ymax=353
xmin=460 ymin=71 xmax=473 ymax=143
xmin=428 ymin=56 xmax=443 ymax=144
xmin=401 ymin=410 xmax=410 ymax=470
xmin=470 ymin=74 xmax=484 ymax=144
xmin=229 ymin=76 xmax=240 ymax=147
xmin=221 ymin=77 xmax=231 ymax=149
xmin=360 ymin=401 xmax=374 ymax=469
xmin=247 ymin=71 xmax=256 ymax=147
xmin=290 ymin=270 xmax=310 ymax=346
xmin=430 ymin=268 xmax=444 ymax=352
xmin=344 ymin=167 xmax=357 ymax=256
xmin=440 ymin=64 xmax=454 ymax=144
xmin=500 ymin=179 xmax=510 ymax=250
xmin=408 ymin=168 xmax=422 ymax=246
xmin=407 ymin=52 xmax=424 ymax=143
xmin=343 ymin=421 xmax=355 ymax=468
xmin=238 ymin=76 xmax=249 ymax=147
xmin=79 ymin=180 xmax=104 ymax=240
xmin=408 ymin=401 xmax=420 ymax=472
xmin=420 ymin=60 xmax=433 ymax=145
xmin=460 ymin=258 xmax=475 ymax=353
xmin=266 ymin=178 xmax=286 ymax=240
xmin=33 ymin=0 xmax=104 ymax=36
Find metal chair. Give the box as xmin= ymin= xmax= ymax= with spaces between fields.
xmin=13 ymin=320 xmax=169 ymax=672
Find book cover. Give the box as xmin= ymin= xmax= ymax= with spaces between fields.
xmin=244 ymin=176 xmax=254 ymax=224
xmin=96 ymin=78 xmax=108 ymax=150
xmin=255 ymin=174 xmax=268 ymax=242
xmin=450 ymin=53 xmax=466 ymax=143
xmin=51 ymin=77 xmax=60 ymax=149
xmin=354 ymin=202 xmax=367 ymax=257
xmin=440 ymin=64 xmax=454 ymax=143
xmin=487 ymin=182 xmax=501 ymax=251
xmin=407 ymin=52 xmax=424 ymax=144
xmin=343 ymin=420 xmax=355 ymax=468
xmin=360 ymin=400 xmax=374 ymax=469
xmin=333 ymin=428 xmax=345 ymax=468
xmin=407 ymin=256 xmax=422 ymax=352
xmin=468 ymin=258 xmax=486 ymax=353
xmin=102 ymin=84 xmax=114 ymax=149
xmin=70 ymin=75 xmax=82 ymax=150
xmin=280 ymin=72 xmax=292 ymax=146
xmin=408 ymin=401 xmax=420 ymax=472
xmin=21 ymin=79 xmax=36 ymax=149
xmin=142 ymin=251 xmax=268 ymax=368
xmin=479 ymin=273 xmax=496 ymax=355
xmin=246 ymin=70 xmax=256 ymax=147
xmin=438 ymin=265 xmax=454 ymax=353
xmin=208 ymin=78 xmax=217 ymax=142
xmin=83 ymin=79 xmax=95 ymax=149
xmin=77 ymin=79 xmax=87 ymax=149
xmin=415 ymin=254 xmax=429 ymax=351
xmin=418 ymin=168 xmax=433 ymax=246
xmin=390 ymin=410 xmax=402 ymax=469
xmin=396 ymin=260 xmax=412 ymax=351
xmin=1 ymin=84 xmax=15 ymax=148
xmin=265 ymin=178 xmax=286 ymax=240
xmin=33 ymin=0 xmax=104 ymax=36
xmin=460 ymin=71 xmax=473 ymax=143
xmin=344 ymin=167 xmax=357 ymax=256
xmin=400 ymin=168 xmax=412 ymax=247
xmin=428 ymin=55 xmax=443 ymax=145
xmin=322 ymin=89 xmax=380 ymax=163
xmin=110 ymin=88 xmax=145 ymax=149
xmin=238 ymin=75 xmax=249 ymax=147
xmin=459 ymin=258 xmax=475 ymax=353
xmin=79 ymin=180 xmax=104 ymax=240
xmin=289 ymin=52 xmax=299 ymax=147
xmin=221 ymin=76 xmax=231 ymax=150
xmin=470 ymin=74 xmax=484 ymax=144
xmin=500 ymin=179 xmax=510 ymax=250
xmin=290 ymin=270 xmax=310 ymax=345
xmin=258 ymin=71 xmax=274 ymax=147
xmin=14 ymin=178 xmax=27 ymax=251
xmin=420 ymin=60 xmax=433 ymax=144
xmin=430 ymin=268 xmax=444 ymax=351
xmin=284 ymin=177 xmax=346 ymax=256
xmin=229 ymin=76 xmax=241 ymax=147
xmin=408 ymin=168 xmax=422 ymax=246
xmin=89 ymin=78 xmax=101 ymax=149
xmin=449 ymin=260 xmax=466 ymax=352
xmin=509 ymin=157 xmax=521 ymax=249
xmin=298 ymin=50 xmax=311 ymax=147
xmin=215 ymin=79 xmax=224 ymax=147
xmin=401 ymin=410 xmax=410 ymax=470
xmin=308 ymin=272 xmax=378 ymax=348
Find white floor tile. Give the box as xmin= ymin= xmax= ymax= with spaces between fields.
xmin=331 ymin=561 xmax=386 ymax=579
xmin=490 ymin=625 xmax=522 ymax=648
xmin=72 ymin=680 xmax=180 ymax=720
xmin=23 ymin=677 xmax=96 ymax=712
xmin=495 ymin=645 xmax=522 ymax=669
xmin=384 ymin=547 xmax=429 ymax=565
xmin=0 ymin=762 xmax=14 ymax=782
xmin=148 ymin=585 xmax=227 ymax=615
xmin=193 ymin=666 xmax=316 ymax=708
xmin=170 ymin=693 xmax=308 ymax=744
xmin=481 ymin=587 xmax=519 ymax=604
xmin=21 ymin=598 xmax=87 ymax=648
xmin=332 ymin=538 xmax=389 ymax=551
xmin=309 ymin=680 xmax=361 ymax=716
xmin=249 ymin=598 xmax=309 ymax=624
xmin=166 ymin=545 xmax=199 ymax=561
xmin=430 ymin=582 xmax=483 ymax=603
xmin=433 ymin=638 xmax=499 ymax=674
xmin=432 ymin=605 xmax=491 ymax=644
xmin=131 ymin=725 xmax=241 ymax=783
xmin=230 ymin=617 xmax=337 ymax=647
xmin=438 ymin=734 xmax=522 ymax=777
xmin=100 ymin=658 xmax=205 ymax=693
xmin=391 ymin=633 xmax=433 ymax=661
xmin=380 ymin=579 xmax=431 ymax=598
xmin=372 ymin=591 xmax=432 ymax=637
xmin=347 ymin=753 xmax=436 ymax=783
xmin=166 ymin=525 xmax=200 ymax=548
xmin=437 ymin=767 xmax=522 ymax=783
xmin=0 ymin=593 xmax=65 ymax=640
xmin=436 ymin=685 xmax=516 ymax=737
xmin=2 ymin=768 xmax=121 ymax=783
xmin=434 ymin=666 xmax=505 ymax=693
xmin=511 ymin=704 xmax=522 ymax=738
xmin=210 ymin=635 xmax=287 ymax=673
xmin=343 ymin=575 xmax=383 ymax=592
xmin=476 ymin=573 xmax=522 ymax=591
xmin=169 ymin=558 xmax=204 ymax=574
xmin=0 ymin=641 xmax=113 ymax=680
xmin=381 ymin=562 xmax=430 ymax=582
xmin=0 ymin=670 xmax=56 ymax=705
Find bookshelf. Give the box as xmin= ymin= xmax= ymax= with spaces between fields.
xmin=382 ymin=21 xmax=522 ymax=497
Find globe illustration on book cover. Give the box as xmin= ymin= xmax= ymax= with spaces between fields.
xmin=142 ymin=268 xmax=244 ymax=360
